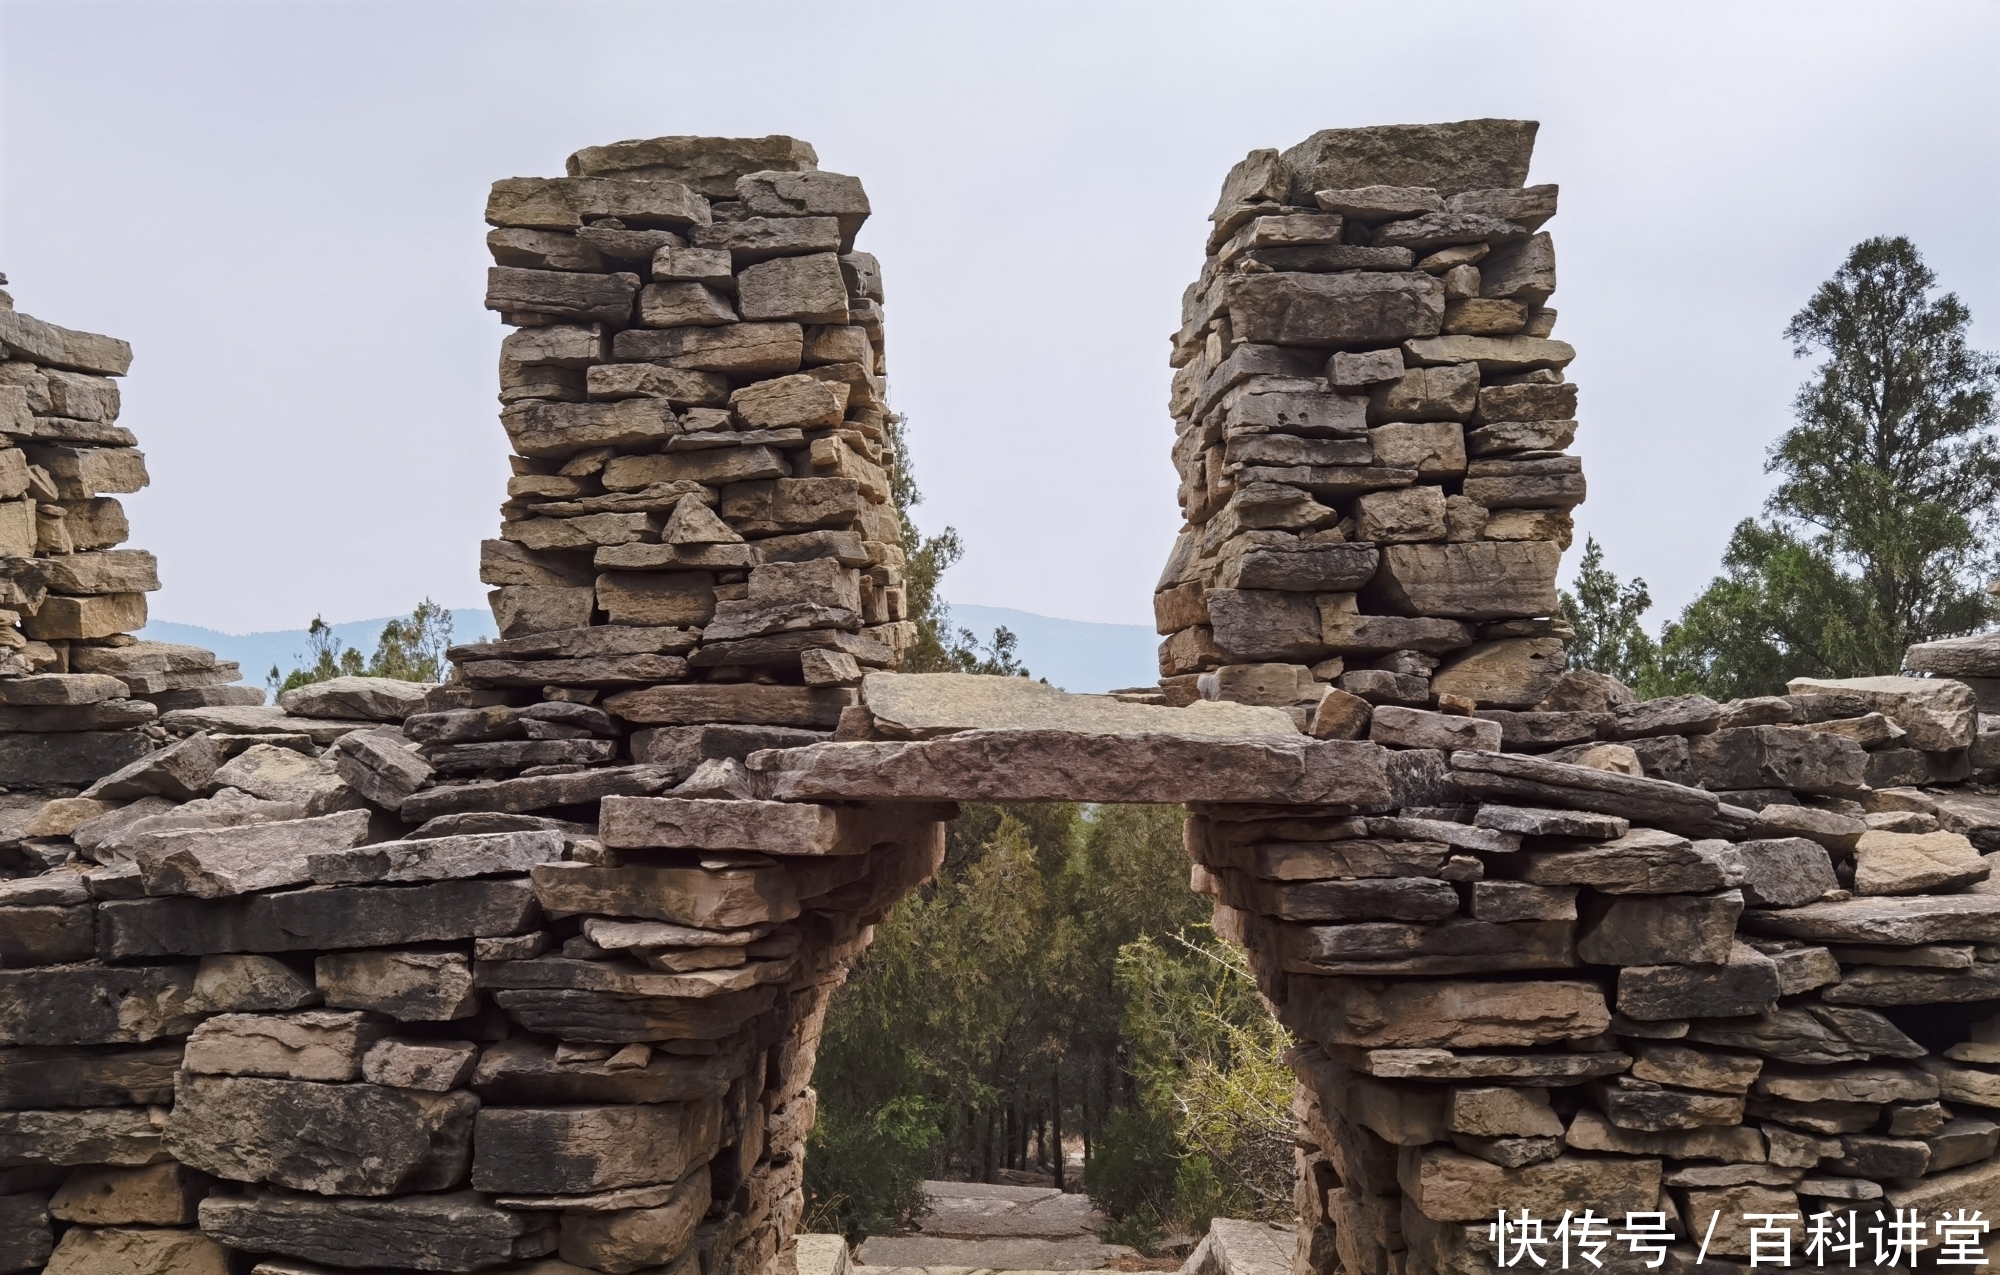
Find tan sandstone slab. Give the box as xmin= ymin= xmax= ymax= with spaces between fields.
xmin=1398 ymin=1146 xmax=1660 ymax=1223
xmin=860 ymin=671 xmax=1297 ymax=739
xmin=1289 ymin=978 xmax=1609 ymax=1049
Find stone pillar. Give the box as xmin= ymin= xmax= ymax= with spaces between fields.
xmin=0 ymin=137 xmax=947 ymax=1275
xmin=0 ymin=278 xmax=258 ymax=880
xmin=1160 ymin=118 xmax=1575 ymax=726
xmin=1176 ymin=122 xmax=2000 ymax=1275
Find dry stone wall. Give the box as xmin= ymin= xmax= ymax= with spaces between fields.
xmin=1161 ymin=121 xmax=2000 ymax=1275
xmin=12 ymin=120 xmax=2000 ymax=1275
xmin=1159 ymin=119 xmax=1577 ymax=731
xmin=0 ymin=136 xmax=946 ymax=1275
xmin=0 ymin=284 xmax=255 ymax=809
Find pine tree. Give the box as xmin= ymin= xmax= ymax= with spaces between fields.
xmin=1557 ymin=537 xmax=1656 ymax=688
xmin=1657 ymin=237 xmax=2000 ymax=696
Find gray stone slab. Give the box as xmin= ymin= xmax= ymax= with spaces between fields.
xmin=747 ymin=732 xmax=1390 ymax=806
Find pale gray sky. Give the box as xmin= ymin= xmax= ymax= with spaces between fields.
xmin=2 ymin=1 xmax=1995 ymax=634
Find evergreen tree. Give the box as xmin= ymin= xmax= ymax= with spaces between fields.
xmin=366 ymin=599 xmax=453 ymax=682
xmin=1557 ymin=537 xmax=1656 ymax=687
xmin=1658 ymin=237 xmax=1999 ymax=695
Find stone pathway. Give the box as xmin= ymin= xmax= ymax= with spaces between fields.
xmin=854 ymin=1180 xmax=1136 ymax=1272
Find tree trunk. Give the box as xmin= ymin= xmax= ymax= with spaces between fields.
xmin=983 ymin=1109 xmax=997 ymax=1183
xmin=1052 ymin=1067 xmax=1066 ymax=1190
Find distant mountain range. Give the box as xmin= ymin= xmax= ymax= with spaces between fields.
xmin=140 ymin=609 xmax=500 ymax=689
xmin=945 ymin=604 xmax=1157 ymax=693
xmin=142 ymin=604 xmax=1158 ymax=695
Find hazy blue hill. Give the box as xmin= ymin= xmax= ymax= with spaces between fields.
xmin=139 ymin=609 xmax=499 ymax=687
xmin=141 ymin=604 xmax=1158 ymax=695
xmin=948 ymin=604 xmax=1157 ymax=694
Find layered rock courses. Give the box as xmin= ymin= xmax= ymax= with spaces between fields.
xmin=9 ymin=123 xmax=2000 ymax=1275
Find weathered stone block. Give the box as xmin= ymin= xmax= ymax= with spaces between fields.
xmin=165 ymin=1073 xmax=476 ymax=1195
xmin=1372 ymin=542 xmax=1560 ymax=619
xmin=41 ymin=1225 xmax=230 ymax=1275
xmin=98 ymin=879 xmax=541 ymax=959
xmin=1398 ymin=1146 xmax=1659 ymax=1223
xmin=1290 ymin=978 xmax=1608 ymax=1049
xmin=0 ymin=967 xmax=196 ymax=1047
xmin=316 ymin=951 xmax=479 ymax=1021
xmin=1576 ymin=890 xmax=1742 ymax=966
xmin=198 ymin=1191 xmax=556 ymax=1270
xmin=182 ymin=1010 xmax=381 ymax=1082
xmin=1226 ymin=272 xmax=1445 ymax=349
xmin=471 ymin=1100 xmax=722 ymax=1194
xmin=557 ymin=1165 xmax=709 ymax=1273
xmin=48 ymin=1163 xmax=203 ymax=1226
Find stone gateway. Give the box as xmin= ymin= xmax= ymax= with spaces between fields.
xmin=6 ymin=123 xmax=2000 ymax=1275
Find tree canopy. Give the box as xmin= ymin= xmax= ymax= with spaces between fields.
xmin=267 ymin=599 xmax=454 ymax=694
xmin=1569 ymin=238 xmax=1999 ymax=699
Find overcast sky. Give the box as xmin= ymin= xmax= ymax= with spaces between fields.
xmin=2 ymin=1 xmax=1995 ymax=635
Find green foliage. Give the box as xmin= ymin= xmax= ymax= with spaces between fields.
xmin=1649 ymin=520 xmax=1888 ymax=699
xmin=1659 ymin=237 xmax=1999 ymax=693
xmin=366 ymin=599 xmax=453 ymax=682
xmin=1085 ymin=1102 xmax=1180 ymax=1236
xmin=809 ymin=801 xmax=1286 ymax=1248
xmin=884 ymin=412 xmax=1025 ymax=676
xmin=266 ymin=599 xmax=454 ymax=695
xmin=807 ymin=408 xmax=1286 ymax=1247
xmin=803 ymin=1094 xmax=940 ymax=1241
xmin=267 ymin=616 xmax=363 ymax=695
xmin=1107 ymin=932 xmax=1296 ymax=1237
xmin=1558 ymin=537 xmax=1657 ymax=687
xmin=807 ymin=807 xmax=1085 ymax=1239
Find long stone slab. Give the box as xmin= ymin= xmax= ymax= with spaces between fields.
xmin=471 ymin=1035 xmax=756 ymax=1104
xmin=165 ymin=1073 xmax=476 ymax=1196
xmin=599 ymin=796 xmax=844 ymax=854
xmin=1742 ymin=894 xmax=2000 ymax=945
xmin=747 ymin=731 xmax=1391 ymax=806
xmin=0 ymin=967 xmax=197 ymax=1047
xmin=197 ymin=1192 xmax=555 ymax=1270
xmin=97 ymin=879 xmax=540 ymax=958
xmin=398 ymin=764 xmax=676 ymax=822
xmin=0 ymin=1044 xmax=182 ymax=1108
xmin=0 ymin=1107 xmax=168 ymax=1168
xmin=134 ymin=809 xmax=372 ymax=898
xmin=1448 ymin=749 xmax=1730 ymax=836
xmin=858 ymin=671 xmax=1296 ymax=739
xmin=306 ymin=829 xmax=565 ymax=884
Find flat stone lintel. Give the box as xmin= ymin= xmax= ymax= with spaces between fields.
xmin=743 ymin=729 xmax=1391 ymax=806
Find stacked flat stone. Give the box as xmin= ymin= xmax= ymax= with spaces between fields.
xmin=22 ymin=117 xmax=2000 ymax=1275
xmin=0 ymin=138 xmax=946 ymax=1275
xmin=481 ymin=132 xmax=908 ymax=719
xmin=1183 ymin=666 xmax=2000 ymax=1275
xmin=1158 ymin=119 xmax=1578 ymax=728
xmin=418 ymin=132 xmax=915 ymax=841
xmin=0 ymin=281 xmax=256 ymax=818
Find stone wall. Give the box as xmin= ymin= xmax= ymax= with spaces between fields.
xmin=0 ymin=283 xmax=255 ymax=811
xmin=11 ymin=121 xmax=2000 ymax=1275
xmin=1165 ymin=122 xmax=2000 ymax=1275
xmin=0 ymin=136 xmax=946 ymax=1275
xmin=1159 ymin=118 xmax=1576 ymax=726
